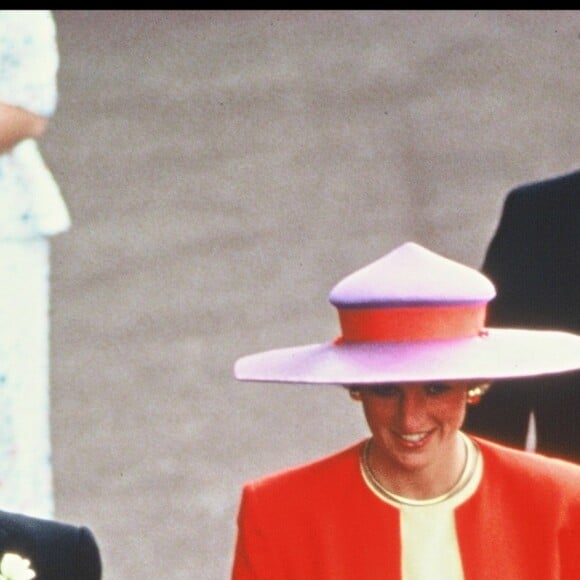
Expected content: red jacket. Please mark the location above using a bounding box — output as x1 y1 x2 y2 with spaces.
232 437 580 579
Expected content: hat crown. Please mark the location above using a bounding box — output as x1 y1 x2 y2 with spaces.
329 242 496 308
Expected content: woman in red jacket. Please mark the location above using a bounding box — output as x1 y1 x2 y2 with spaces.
231 242 580 579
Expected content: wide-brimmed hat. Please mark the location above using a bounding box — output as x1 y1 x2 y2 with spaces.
234 242 580 385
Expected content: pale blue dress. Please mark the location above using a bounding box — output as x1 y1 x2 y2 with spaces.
0 10 70 518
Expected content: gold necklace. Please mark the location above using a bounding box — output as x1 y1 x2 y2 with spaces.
361 432 476 507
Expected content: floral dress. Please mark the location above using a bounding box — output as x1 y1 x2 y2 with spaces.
0 10 70 518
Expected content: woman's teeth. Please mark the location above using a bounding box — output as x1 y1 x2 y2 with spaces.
400 432 428 443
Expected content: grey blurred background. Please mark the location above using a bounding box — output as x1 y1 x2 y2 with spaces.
42 10 579 578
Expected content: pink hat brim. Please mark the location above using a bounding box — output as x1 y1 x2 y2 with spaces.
234 329 580 385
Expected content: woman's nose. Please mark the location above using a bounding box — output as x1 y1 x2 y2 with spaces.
397 391 426 431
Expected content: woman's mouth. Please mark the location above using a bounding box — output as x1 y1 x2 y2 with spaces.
397 430 433 448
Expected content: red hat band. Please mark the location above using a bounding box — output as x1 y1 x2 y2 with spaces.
335 303 487 343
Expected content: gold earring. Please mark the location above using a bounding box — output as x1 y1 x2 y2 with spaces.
467 384 490 405
349 387 362 401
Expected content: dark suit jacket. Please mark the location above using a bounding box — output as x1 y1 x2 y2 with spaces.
464 169 580 462
0 511 101 580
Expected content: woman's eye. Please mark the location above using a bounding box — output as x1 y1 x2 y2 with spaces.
425 382 451 396
368 385 399 397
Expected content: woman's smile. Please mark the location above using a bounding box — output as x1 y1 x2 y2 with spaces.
396 429 434 448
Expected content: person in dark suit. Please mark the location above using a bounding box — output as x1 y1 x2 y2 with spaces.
0 510 101 579
465 168 580 462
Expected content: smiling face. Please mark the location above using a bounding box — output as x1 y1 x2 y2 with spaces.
354 382 470 490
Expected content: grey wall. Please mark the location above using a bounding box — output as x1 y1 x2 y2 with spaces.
45 10 579 578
